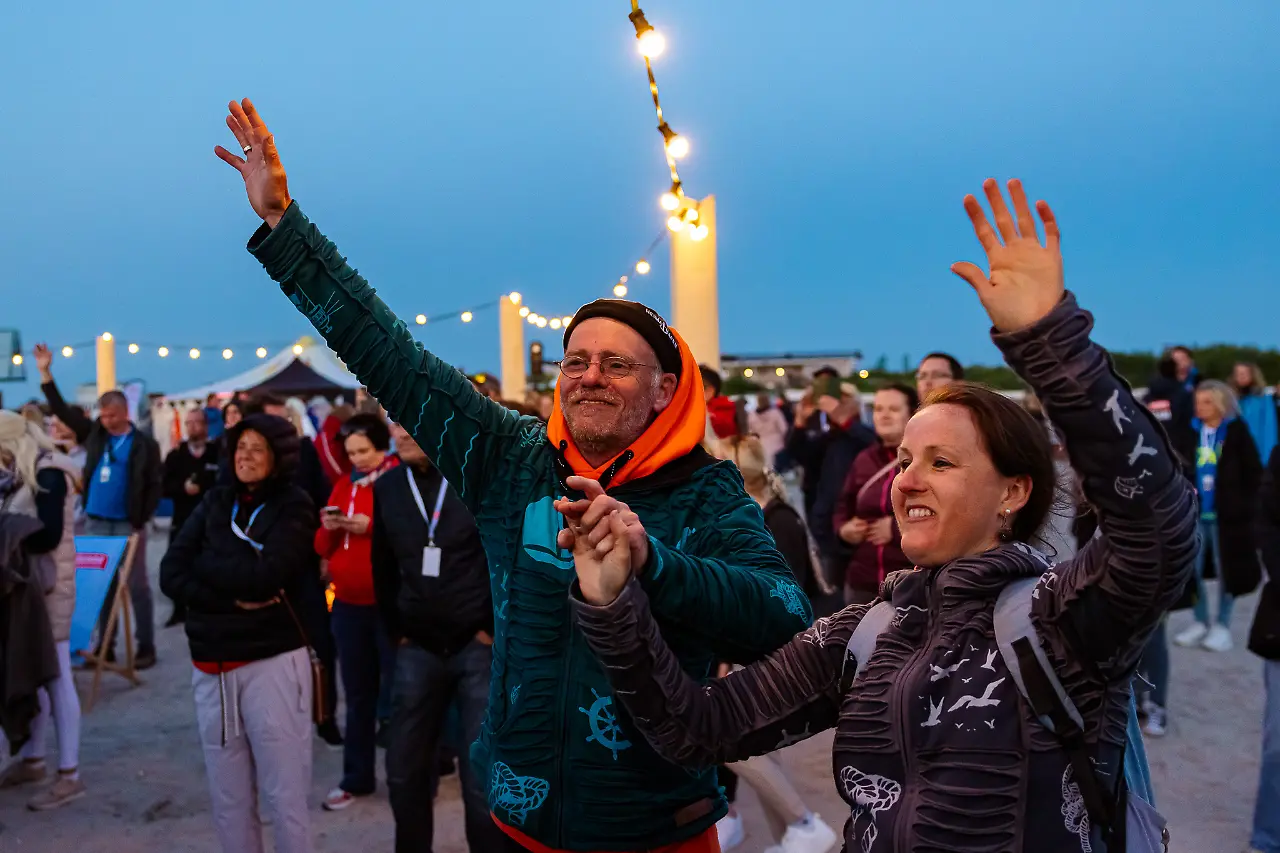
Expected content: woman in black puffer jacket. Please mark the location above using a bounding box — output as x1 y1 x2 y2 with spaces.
161 414 319 853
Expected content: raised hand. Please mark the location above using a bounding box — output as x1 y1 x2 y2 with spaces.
214 98 292 228
951 179 1064 333
32 343 53 380
572 510 634 606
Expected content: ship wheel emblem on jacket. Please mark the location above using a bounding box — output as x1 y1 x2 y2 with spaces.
579 688 632 760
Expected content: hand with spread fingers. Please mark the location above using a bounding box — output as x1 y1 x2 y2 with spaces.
554 476 649 570
951 178 1065 333
214 98 293 228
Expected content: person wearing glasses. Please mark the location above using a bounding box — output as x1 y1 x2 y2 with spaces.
216 97 810 853
160 414 319 853
914 352 965 402
313 412 400 811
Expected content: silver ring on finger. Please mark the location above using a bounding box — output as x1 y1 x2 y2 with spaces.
242 144 253 154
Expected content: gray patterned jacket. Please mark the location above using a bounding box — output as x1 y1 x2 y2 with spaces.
574 293 1198 853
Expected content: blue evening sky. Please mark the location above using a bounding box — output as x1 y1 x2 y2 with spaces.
3 1 1276 402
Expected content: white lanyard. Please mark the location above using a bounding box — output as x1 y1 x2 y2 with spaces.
406 470 449 546
230 501 265 552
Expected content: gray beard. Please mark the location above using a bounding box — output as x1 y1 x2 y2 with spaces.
565 402 655 464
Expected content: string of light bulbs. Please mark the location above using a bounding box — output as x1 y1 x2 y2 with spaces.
628 3 710 245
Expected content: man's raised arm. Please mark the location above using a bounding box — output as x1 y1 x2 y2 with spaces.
215 98 524 506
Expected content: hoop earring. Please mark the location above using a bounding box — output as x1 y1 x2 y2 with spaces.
998 509 1014 542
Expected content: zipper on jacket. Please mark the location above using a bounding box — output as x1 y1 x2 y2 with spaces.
888 570 937 851
552 630 575 847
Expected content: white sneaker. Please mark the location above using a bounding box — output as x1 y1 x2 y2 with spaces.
717 811 745 851
1173 622 1209 648
779 814 839 853
1142 705 1167 738
1202 624 1234 652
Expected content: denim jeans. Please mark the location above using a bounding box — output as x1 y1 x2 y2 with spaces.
386 639 502 853
1138 617 1170 709
87 518 155 654
330 600 395 795
1192 517 1234 627
1252 660 1280 853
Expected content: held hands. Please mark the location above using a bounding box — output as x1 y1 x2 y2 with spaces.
839 517 870 545
951 179 1064 333
214 98 292 229
866 517 894 547
554 476 648 606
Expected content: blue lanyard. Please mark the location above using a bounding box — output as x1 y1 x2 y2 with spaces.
105 431 130 464
406 470 449 546
230 500 266 551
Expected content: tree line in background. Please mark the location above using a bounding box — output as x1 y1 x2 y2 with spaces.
722 344 1280 396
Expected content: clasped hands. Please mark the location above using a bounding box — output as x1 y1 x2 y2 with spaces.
554 476 648 606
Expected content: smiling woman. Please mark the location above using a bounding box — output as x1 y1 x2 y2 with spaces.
570 179 1198 853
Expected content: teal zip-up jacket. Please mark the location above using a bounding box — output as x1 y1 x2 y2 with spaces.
247 203 812 851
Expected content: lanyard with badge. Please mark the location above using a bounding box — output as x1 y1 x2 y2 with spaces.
406 470 449 578
1199 424 1222 495
230 501 266 551
100 433 129 485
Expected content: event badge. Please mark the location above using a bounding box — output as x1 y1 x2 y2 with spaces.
99 465 111 484
422 546 442 578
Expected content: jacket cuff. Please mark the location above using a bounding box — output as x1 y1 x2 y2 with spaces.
990 291 1089 366
570 577 649 646
246 201 308 281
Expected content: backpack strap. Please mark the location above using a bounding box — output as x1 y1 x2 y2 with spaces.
994 578 1119 837
839 601 895 694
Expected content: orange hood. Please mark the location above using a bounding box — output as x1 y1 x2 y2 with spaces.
546 328 708 489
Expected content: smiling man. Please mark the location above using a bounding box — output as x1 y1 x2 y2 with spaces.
215 98 810 853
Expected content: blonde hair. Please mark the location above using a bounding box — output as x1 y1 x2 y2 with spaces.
717 434 789 506
1196 379 1241 420
0 410 57 495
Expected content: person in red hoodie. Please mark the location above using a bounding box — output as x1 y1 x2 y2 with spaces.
314 412 400 811
833 383 919 604
314 403 354 486
700 364 741 440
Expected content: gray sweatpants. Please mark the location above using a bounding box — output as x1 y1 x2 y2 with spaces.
192 648 314 853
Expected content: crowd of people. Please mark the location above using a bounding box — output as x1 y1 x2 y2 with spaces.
0 94 1276 853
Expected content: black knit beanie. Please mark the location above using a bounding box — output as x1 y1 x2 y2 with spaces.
562 299 682 376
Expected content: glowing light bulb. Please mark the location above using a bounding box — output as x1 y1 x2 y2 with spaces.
527 313 538 325
461 311 473 323
743 368 754 378
158 347 170 358
775 367 786 377
256 347 268 358
683 207 699 223
562 316 574 326
667 215 684 233
549 318 562 330
11 354 23 366
101 332 113 342
535 317 547 328
519 306 530 318
189 348 201 360
859 369 870 379
635 259 651 275
659 192 680 211
613 283 628 297
690 223 709 242
61 346 73 358
128 343 139 354
508 292 522 305
415 314 427 325
222 349 234 360
292 344 304 355
638 30 665 58
665 135 689 160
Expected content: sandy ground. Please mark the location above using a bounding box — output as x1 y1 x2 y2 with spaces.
0 535 1268 852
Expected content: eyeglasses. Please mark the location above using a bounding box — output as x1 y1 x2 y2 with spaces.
554 356 659 380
